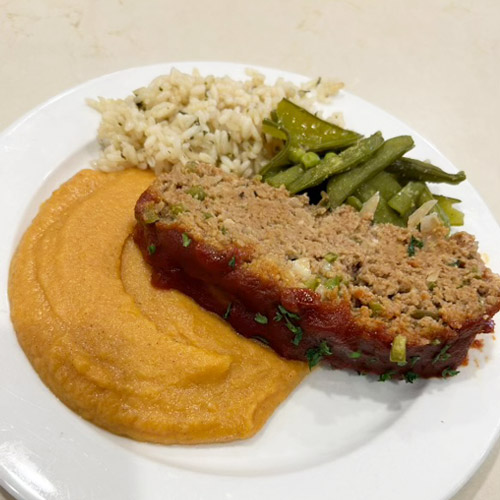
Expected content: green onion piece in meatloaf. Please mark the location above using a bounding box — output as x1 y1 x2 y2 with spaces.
390 334 407 365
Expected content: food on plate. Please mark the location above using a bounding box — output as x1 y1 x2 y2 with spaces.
89 65 467 230
8 168 307 444
8 68 500 447
88 69 343 176
259 98 467 228
134 162 500 380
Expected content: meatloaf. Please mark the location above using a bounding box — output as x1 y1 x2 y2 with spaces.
134 162 500 380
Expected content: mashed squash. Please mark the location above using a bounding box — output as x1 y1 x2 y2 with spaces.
8 169 307 444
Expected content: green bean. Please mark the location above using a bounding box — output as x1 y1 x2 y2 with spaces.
355 171 402 202
262 118 287 141
346 196 363 211
388 157 466 185
324 152 339 160
354 182 405 226
260 99 362 176
363 171 402 200
435 195 464 226
418 183 450 227
301 152 321 169
373 197 406 226
327 136 414 209
260 121 291 177
287 132 384 195
274 98 362 153
388 181 425 216
288 147 306 163
266 165 304 188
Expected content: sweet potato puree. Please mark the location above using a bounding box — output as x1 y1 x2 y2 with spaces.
8 169 307 444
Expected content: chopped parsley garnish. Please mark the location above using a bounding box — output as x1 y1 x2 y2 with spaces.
306 341 332 369
378 370 396 382
287 322 303 346
407 236 424 257
410 356 421 368
228 256 236 268
349 351 362 359
147 244 156 255
274 305 302 344
254 313 268 325
181 233 191 247
223 303 232 319
404 371 419 384
252 335 269 345
203 212 213 219
442 367 460 378
277 304 300 320
221 226 228 235
433 344 451 364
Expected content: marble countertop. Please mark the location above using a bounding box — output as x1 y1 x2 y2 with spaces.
1 1 499 499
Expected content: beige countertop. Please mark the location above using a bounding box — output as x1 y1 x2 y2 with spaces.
1 0 499 498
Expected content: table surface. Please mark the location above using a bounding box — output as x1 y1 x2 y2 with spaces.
1 1 499 499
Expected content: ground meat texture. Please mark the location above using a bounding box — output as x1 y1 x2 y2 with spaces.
134 163 500 379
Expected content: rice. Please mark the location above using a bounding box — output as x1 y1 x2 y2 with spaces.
88 68 343 177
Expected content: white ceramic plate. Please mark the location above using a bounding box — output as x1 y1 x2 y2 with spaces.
1 62 500 500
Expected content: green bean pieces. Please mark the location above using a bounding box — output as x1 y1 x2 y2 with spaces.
260 99 467 228
373 197 406 226
300 152 321 169
273 98 361 153
418 183 450 227
356 171 402 201
287 132 384 195
346 196 363 211
260 99 361 176
260 121 291 177
388 181 425 216
354 174 405 226
388 157 466 185
327 136 414 209
266 165 305 188
435 195 464 226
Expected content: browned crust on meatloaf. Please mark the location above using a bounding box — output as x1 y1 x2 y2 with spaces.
134 163 500 379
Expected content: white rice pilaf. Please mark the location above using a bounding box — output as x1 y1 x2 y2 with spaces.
88 68 343 177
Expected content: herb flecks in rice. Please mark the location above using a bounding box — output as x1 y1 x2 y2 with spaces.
88 68 343 177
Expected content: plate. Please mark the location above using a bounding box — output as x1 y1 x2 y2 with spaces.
1 62 500 500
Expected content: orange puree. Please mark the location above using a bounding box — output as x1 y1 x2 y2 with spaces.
8 169 308 444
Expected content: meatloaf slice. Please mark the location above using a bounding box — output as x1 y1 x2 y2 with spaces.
134 163 500 380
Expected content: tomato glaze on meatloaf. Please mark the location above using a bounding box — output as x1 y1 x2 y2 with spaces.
134 163 500 379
